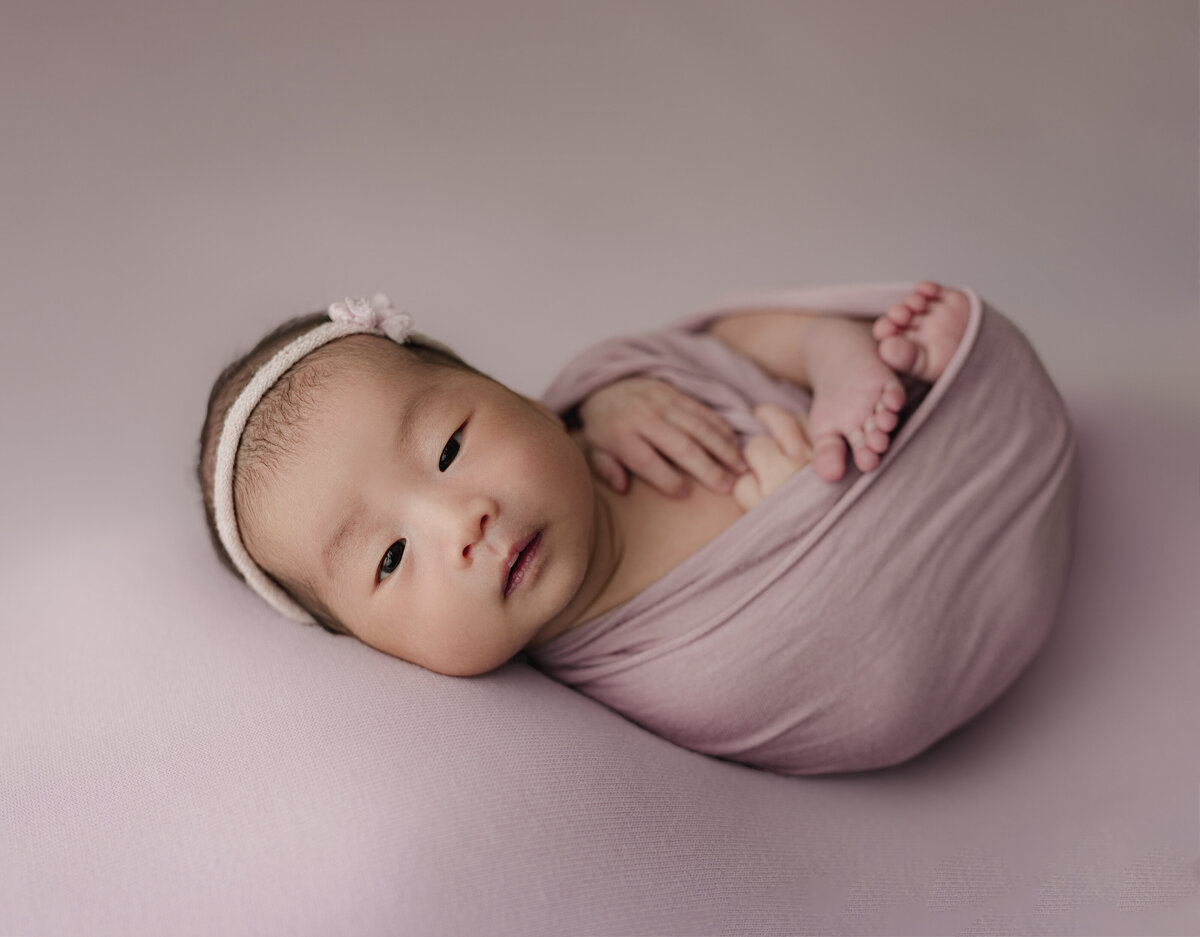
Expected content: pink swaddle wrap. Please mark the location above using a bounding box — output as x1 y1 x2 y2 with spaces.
529 283 1079 776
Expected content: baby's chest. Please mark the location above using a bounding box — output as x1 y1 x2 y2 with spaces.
605 480 746 608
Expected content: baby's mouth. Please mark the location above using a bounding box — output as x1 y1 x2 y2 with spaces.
504 531 542 597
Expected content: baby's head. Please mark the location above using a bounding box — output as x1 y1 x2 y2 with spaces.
197 295 599 676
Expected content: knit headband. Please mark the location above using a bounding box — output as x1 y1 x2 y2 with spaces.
213 293 416 623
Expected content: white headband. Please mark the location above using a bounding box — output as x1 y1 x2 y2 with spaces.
214 293 415 623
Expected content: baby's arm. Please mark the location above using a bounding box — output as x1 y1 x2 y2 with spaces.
574 377 748 497
707 300 912 482
707 309 824 391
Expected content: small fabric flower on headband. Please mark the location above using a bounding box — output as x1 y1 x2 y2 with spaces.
328 293 415 343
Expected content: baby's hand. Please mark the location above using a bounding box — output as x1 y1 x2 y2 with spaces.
731 404 813 511
576 376 748 496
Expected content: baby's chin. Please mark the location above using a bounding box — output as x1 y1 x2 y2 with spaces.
417 645 516 678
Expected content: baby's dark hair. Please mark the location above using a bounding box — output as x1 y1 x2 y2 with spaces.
196 310 483 636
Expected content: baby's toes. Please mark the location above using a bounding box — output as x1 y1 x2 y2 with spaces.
873 315 901 341
886 302 915 328
903 291 931 316
880 378 905 413
811 433 848 482
850 436 882 473
913 280 942 299
870 400 900 432
861 417 890 454
878 335 921 376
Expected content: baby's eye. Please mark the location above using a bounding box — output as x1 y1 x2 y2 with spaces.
439 424 464 472
378 540 405 583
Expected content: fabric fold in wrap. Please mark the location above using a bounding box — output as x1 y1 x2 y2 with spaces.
531 283 1079 776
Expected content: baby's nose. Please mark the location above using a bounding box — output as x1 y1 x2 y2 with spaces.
459 512 489 559
450 494 500 563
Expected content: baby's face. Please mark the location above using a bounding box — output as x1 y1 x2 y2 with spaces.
243 341 600 675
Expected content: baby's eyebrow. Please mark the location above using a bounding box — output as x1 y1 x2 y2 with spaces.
323 508 366 583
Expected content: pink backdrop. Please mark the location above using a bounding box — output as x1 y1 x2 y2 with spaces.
3 1 1197 933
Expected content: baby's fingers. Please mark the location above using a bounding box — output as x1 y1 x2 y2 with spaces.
731 468 765 512
667 394 747 475
587 447 630 494
753 404 812 463
617 433 691 497
645 420 741 494
740 432 802 495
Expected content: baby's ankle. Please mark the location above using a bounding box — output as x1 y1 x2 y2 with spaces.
799 316 877 393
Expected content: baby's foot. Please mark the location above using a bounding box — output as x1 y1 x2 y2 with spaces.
802 318 907 482
872 282 971 383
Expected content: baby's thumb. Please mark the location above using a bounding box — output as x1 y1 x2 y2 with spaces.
754 403 811 461
589 448 629 493
731 470 762 512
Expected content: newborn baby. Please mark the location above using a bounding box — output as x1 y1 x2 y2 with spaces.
198 281 1077 774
